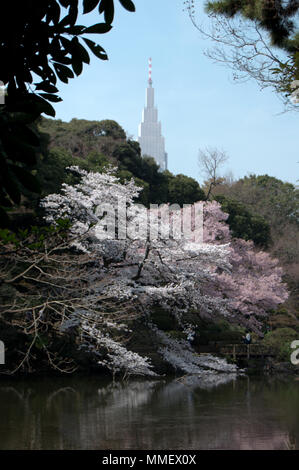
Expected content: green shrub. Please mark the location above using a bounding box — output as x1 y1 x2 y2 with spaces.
167 331 186 341
150 307 179 331
262 328 298 361
195 318 244 345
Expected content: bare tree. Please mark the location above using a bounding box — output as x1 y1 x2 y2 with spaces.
0 226 136 375
198 147 228 199
184 1 299 111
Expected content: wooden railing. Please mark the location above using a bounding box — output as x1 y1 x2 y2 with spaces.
220 344 274 360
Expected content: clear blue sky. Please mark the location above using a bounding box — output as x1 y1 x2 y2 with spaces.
52 0 298 185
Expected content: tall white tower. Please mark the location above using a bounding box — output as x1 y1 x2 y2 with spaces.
138 58 167 171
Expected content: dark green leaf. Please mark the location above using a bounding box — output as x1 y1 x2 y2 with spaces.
38 93 63 102
9 124 40 147
35 82 59 93
83 23 112 34
99 0 114 24
82 38 108 60
53 62 74 83
59 14 72 28
9 165 41 194
64 25 85 35
31 95 56 117
46 1 61 25
68 2 78 26
52 55 72 65
59 3 78 28
50 36 61 56
0 192 13 208
83 0 100 14
58 0 73 7
72 37 90 64
3 174 21 205
1 131 38 165
60 35 72 50
0 207 10 228
72 57 83 76
118 0 135 12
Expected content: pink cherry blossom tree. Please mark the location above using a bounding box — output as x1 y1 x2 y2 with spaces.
200 201 289 333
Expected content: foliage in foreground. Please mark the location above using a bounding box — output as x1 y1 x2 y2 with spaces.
0 0 136 221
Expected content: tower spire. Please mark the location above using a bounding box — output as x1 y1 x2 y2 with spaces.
148 57 152 86
138 58 168 171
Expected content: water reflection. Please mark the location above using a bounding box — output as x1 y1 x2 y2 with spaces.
0 374 298 449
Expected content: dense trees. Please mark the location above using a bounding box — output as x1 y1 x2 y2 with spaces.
213 174 299 240
39 118 127 159
35 118 207 208
15 116 288 270
33 118 276 252
1 164 289 375
166 173 206 206
214 195 271 247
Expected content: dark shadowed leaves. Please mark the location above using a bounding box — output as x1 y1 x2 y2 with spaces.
119 0 135 12
83 0 100 14
53 62 75 83
35 82 59 93
0 207 10 228
38 93 63 102
0 0 135 216
9 165 41 194
99 0 115 24
83 22 112 34
83 38 108 60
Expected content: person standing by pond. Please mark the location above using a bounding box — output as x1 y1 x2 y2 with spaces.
243 332 251 345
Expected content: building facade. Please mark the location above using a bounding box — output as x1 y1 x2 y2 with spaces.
138 58 167 171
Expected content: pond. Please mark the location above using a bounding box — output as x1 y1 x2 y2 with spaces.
0 374 298 450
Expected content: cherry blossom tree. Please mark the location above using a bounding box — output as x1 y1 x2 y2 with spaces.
200 201 289 333
40 167 233 374
40 167 288 375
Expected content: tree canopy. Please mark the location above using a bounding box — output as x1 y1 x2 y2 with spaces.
206 1 299 47
206 0 299 94
214 194 271 247
0 0 136 223
185 0 299 106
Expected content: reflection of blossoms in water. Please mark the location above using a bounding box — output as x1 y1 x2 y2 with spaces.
97 381 161 410
176 372 238 390
0 377 297 450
